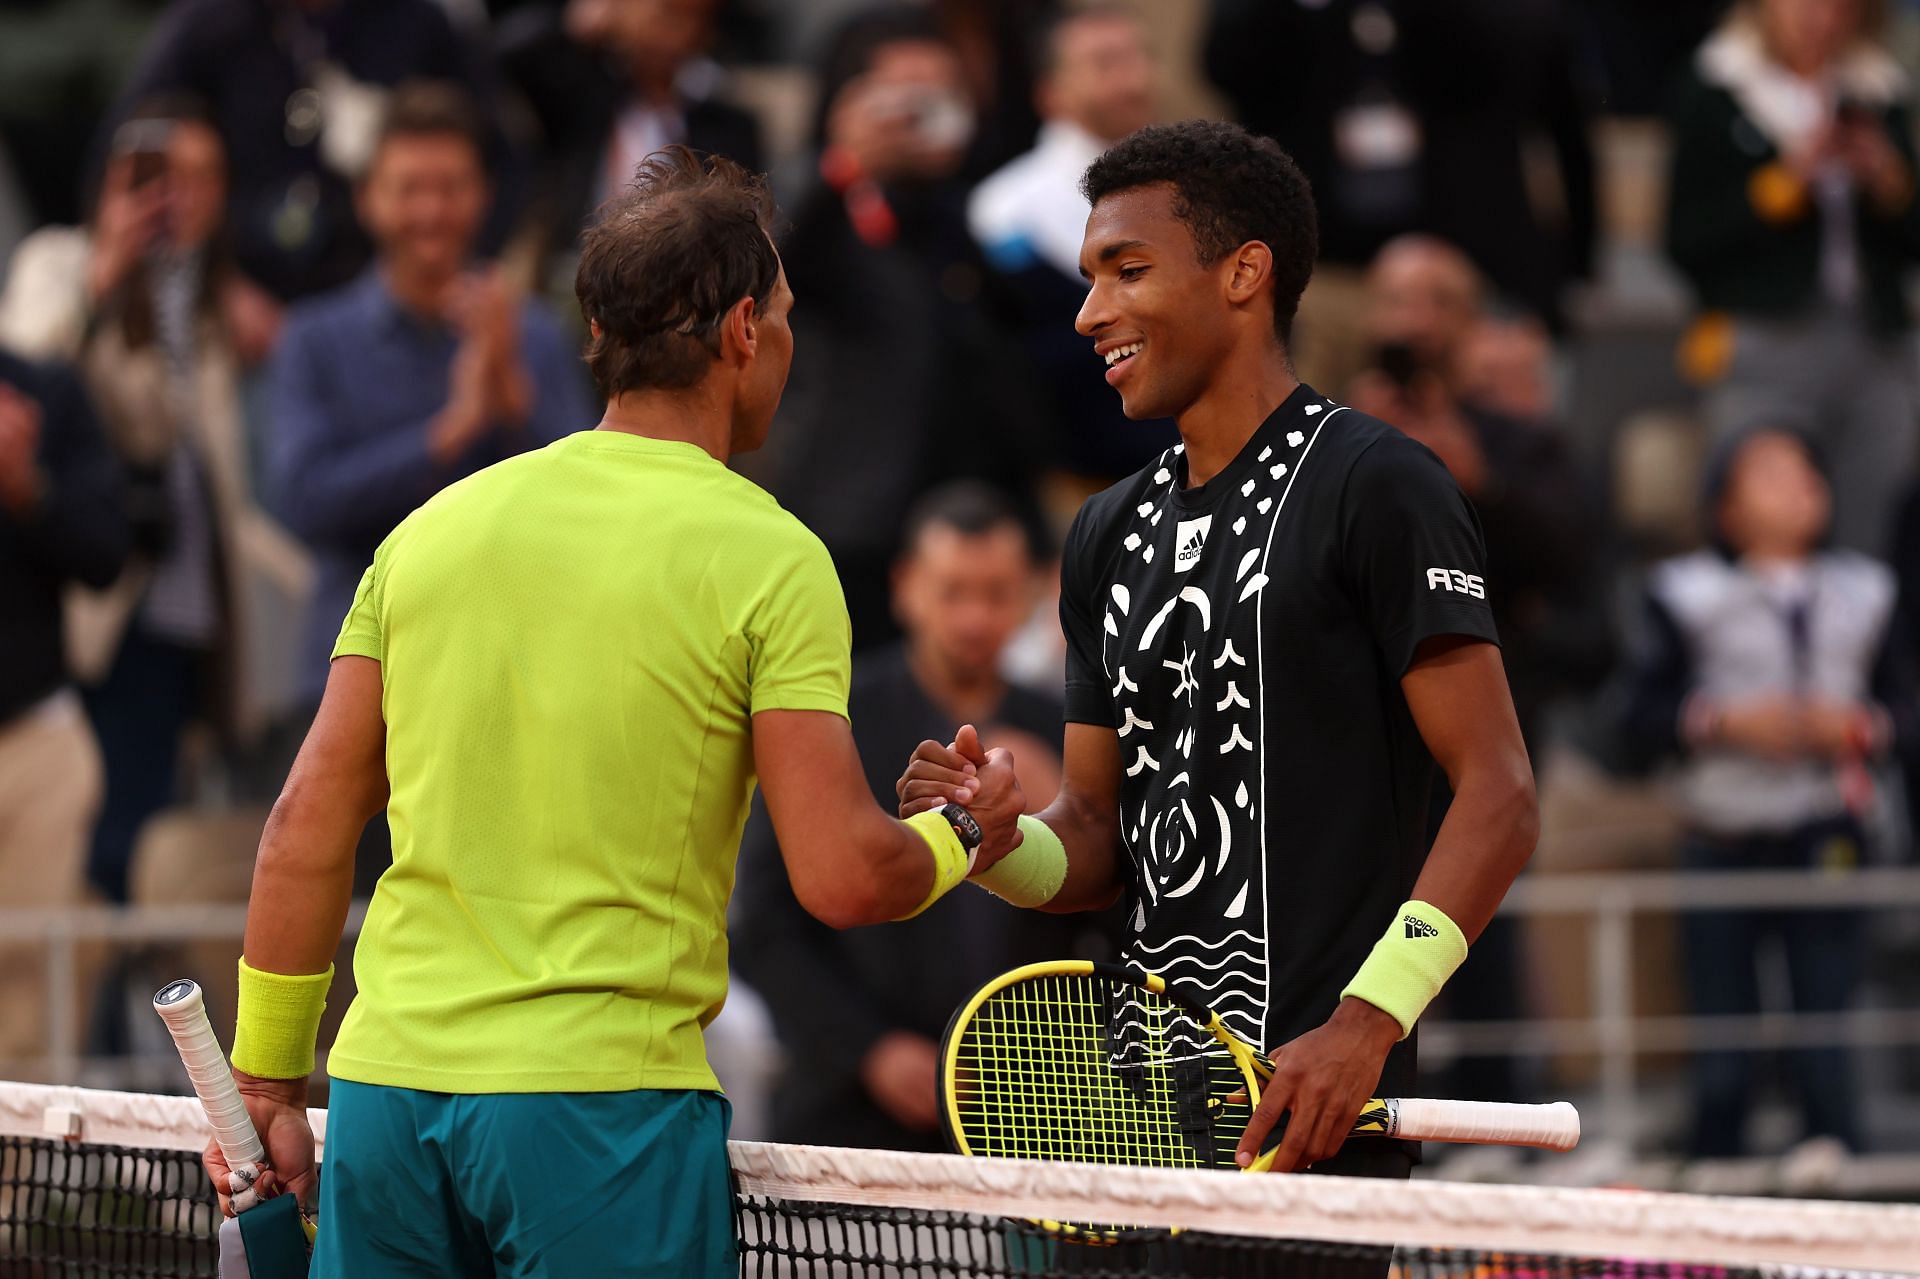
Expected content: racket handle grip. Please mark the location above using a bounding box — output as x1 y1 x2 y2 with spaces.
152 979 269 1209
1387 1098 1581 1152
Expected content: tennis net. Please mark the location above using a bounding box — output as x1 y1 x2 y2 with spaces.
4 1081 1918 1278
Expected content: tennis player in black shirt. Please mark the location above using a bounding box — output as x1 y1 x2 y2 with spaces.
898 121 1538 1181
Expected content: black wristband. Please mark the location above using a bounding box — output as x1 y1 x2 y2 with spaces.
939 802 983 852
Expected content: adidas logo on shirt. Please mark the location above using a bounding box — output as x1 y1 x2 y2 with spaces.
1404 915 1440 939
1172 515 1212 573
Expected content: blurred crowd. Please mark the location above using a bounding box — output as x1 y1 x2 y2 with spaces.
4 0 1920 1171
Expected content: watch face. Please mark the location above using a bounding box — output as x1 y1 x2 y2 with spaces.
942 803 984 850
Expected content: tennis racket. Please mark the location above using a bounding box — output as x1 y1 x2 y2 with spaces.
939 960 1580 1174
153 978 314 1276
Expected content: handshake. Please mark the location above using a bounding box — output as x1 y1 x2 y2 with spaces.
895 723 1028 876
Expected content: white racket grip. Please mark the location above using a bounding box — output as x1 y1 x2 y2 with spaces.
152 979 269 1210
1386 1098 1581 1152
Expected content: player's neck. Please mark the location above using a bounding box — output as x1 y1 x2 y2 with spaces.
596 388 734 463
907 642 1004 724
1174 346 1299 489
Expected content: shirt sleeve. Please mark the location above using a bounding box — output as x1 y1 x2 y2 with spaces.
1060 501 1116 727
748 531 852 719
1340 434 1500 676
331 559 384 662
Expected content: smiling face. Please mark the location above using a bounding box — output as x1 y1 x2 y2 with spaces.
360 131 487 282
1074 184 1247 421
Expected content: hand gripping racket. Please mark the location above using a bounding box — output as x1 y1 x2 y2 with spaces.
939 960 1580 1174
154 978 315 1278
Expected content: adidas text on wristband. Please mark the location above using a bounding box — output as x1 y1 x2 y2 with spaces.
1339 900 1468 1040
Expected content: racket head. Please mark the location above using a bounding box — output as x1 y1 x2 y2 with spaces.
938 959 1269 1173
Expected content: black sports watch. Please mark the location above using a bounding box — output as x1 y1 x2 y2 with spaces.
938 802 984 852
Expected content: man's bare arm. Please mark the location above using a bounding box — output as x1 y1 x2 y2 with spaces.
1239 634 1537 1173
756 710 1022 928
1402 635 1539 939
203 655 387 1213
242 656 388 975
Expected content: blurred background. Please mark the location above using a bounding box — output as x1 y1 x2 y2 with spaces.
3 0 1920 1203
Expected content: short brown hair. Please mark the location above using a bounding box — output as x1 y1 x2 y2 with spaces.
575 146 780 398
372 80 485 169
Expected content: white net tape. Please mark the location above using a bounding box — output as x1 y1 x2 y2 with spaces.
7 1082 1918 1274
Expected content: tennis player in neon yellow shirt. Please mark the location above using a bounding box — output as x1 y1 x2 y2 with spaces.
199 148 1026 1277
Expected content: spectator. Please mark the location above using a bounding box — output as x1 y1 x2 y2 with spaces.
1456 313 1558 427
766 0 1049 182
753 6 1047 650
1204 0 1596 342
270 83 589 762
734 482 1101 1151
1610 428 1917 1158
968 3 1177 494
496 0 765 293
1667 0 1920 556
108 0 501 315
0 351 127 1073
1348 235 1611 753
39 100 317 905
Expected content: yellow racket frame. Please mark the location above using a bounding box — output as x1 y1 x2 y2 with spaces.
941 959 1398 1177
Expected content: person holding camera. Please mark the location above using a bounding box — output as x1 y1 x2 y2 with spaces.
1668 0 1920 556
270 84 588 729
0 96 310 910
750 7 1046 651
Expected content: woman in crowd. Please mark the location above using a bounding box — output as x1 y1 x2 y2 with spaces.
0 96 309 907
1667 0 1920 555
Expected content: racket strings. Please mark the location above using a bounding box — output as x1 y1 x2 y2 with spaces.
947 972 1257 1170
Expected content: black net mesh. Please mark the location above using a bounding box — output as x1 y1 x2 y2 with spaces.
2 1131 1895 1279
729 1193 1802 1279
1 1135 219 1278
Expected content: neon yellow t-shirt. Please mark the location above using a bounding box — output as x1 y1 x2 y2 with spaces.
326 429 849 1093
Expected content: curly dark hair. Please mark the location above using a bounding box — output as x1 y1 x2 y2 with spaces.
1081 121 1317 344
575 146 781 398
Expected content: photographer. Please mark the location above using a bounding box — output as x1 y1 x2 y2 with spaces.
1347 236 1607 757
0 98 313 907
1667 0 1920 556
752 7 1044 650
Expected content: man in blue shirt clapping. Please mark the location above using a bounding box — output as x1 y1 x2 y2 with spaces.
271 82 589 719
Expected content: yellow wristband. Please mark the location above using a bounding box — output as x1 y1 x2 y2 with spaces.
971 814 1068 907
1339 900 1467 1040
232 958 333 1080
896 809 975 920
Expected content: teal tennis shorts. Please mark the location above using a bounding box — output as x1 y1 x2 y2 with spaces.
313 1078 734 1278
